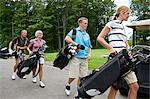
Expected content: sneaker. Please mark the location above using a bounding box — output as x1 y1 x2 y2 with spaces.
11 73 16 80
74 91 85 99
74 93 79 99
74 96 83 99
39 81 45 88
32 77 37 83
65 85 71 96
23 75 27 79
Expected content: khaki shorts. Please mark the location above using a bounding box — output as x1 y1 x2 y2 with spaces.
68 57 88 78
124 71 137 84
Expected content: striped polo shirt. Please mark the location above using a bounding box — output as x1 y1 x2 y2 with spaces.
106 20 128 52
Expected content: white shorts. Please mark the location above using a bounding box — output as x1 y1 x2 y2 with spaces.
37 57 44 65
68 57 88 78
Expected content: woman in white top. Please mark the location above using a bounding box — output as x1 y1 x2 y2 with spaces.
97 6 139 99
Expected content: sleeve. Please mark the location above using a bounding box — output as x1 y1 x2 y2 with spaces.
25 38 30 46
105 21 112 29
124 26 133 41
42 39 46 45
11 37 18 45
43 40 46 44
29 39 34 44
28 39 34 47
67 29 73 38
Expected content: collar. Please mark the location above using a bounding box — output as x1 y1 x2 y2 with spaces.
35 38 42 41
114 20 123 24
20 36 27 40
76 27 86 32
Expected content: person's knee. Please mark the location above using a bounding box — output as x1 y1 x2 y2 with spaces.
15 58 20 63
22 54 26 60
22 53 26 57
129 83 139 92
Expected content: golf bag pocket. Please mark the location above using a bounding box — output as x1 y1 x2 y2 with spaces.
17 55 38 78
0 47 11 59
77 49 132 98
53 44 85 70
78 56 121 98
53 53 69 70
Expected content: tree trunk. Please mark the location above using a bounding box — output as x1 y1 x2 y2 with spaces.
57 15 61 50
62 15 66 48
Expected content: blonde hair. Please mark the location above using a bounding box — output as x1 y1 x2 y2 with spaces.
21 30 27 34
35 30 43 37
113 6 131 20
77 17 88 24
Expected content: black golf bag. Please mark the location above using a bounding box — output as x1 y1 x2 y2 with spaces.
17 44 47 78
77 47 148 98
53 44 85 70
0 47 16 59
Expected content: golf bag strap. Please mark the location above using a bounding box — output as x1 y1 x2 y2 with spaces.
62 28 76 55
33 59 41 78
72 28 76 41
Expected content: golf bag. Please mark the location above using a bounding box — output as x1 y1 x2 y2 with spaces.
53 44 85 70
77 46 149 98
0 47 16 59
17 44 47 78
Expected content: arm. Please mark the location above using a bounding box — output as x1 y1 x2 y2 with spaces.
27 43 32 54
97 26 116 53
125 40 129 50
17 46 27 50
88 48 91 60
8 41 14 54
8 41 12 49
9 38 17 50
65 36 78 45
17 39 29 50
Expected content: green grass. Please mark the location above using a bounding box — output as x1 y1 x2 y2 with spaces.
44 49 109 70
88 49 109 70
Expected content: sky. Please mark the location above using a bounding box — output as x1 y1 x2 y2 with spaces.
114 0 131 7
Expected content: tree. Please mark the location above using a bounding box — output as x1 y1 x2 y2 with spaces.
131 0 150 20
0 0 15 47
0 0 115 50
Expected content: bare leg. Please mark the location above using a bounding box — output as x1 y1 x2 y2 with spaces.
11 58 21 80
108 86 118 99
13 58 20 72
77 78 80 86
67 78 75 85
32 66 37 77
128 82 139 99
39 64 45 88
39 64 43 81
22 53 26 60
14 53 26 72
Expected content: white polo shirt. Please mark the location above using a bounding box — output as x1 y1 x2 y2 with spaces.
106 20 128 52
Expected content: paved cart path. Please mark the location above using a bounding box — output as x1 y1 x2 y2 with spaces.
0 58 127 99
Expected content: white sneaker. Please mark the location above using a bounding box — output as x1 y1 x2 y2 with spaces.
32 77 37 83
65 85 71 96
23 75 27 79
39 81 45 88
11 73 16 80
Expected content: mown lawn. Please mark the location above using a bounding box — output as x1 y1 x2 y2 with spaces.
44 49 109 70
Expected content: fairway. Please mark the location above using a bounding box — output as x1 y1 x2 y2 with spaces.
44 49 109 70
